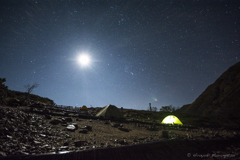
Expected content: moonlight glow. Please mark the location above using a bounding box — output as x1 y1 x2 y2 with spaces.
77 54 90 66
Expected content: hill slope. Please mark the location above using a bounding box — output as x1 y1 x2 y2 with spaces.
0 78 54 106
180 62 240 118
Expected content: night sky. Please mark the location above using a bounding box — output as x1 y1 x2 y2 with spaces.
0 0 239 110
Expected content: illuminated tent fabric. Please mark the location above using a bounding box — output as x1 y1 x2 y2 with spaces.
161 115 183 125
96 105 124 119
80 105 88 110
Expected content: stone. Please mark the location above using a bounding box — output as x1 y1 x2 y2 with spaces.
66 125 76 131
39 134 46 137
85 146 90 149
7 135 12 139
61 118 66 122
72 123 78 129
0 151 7 156
58 151 71 154
19 151 29 155
66 134 71 138
84 125 92 131
34 140 42 144
41 144 49 148
60 146 68 150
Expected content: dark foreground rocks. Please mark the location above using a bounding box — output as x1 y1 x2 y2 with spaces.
0 107 74 156
0 138 239 160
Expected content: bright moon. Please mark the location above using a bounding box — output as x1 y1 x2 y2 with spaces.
77 54 90 66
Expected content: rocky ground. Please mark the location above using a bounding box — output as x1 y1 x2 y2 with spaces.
0 105 240 159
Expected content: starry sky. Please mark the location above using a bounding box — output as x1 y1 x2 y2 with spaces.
0 0 239 110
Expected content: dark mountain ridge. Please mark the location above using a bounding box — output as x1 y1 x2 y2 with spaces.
178 62 240 119
0 78 54 107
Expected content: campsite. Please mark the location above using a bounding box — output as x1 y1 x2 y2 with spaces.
0 103 239 160
1 0 240 159
1 62 240 159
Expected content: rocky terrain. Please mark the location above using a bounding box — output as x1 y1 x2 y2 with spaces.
179 62 240 118
0 105 240 159
1 62 240 159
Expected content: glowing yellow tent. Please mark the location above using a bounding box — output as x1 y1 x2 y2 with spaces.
80 105 88 111
161 115 183 125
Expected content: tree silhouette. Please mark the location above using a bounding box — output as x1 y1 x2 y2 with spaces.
24 83 39 94
0 78 8 104
24 83 39 104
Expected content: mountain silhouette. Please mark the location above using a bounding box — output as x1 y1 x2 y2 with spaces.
179 62 240 119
